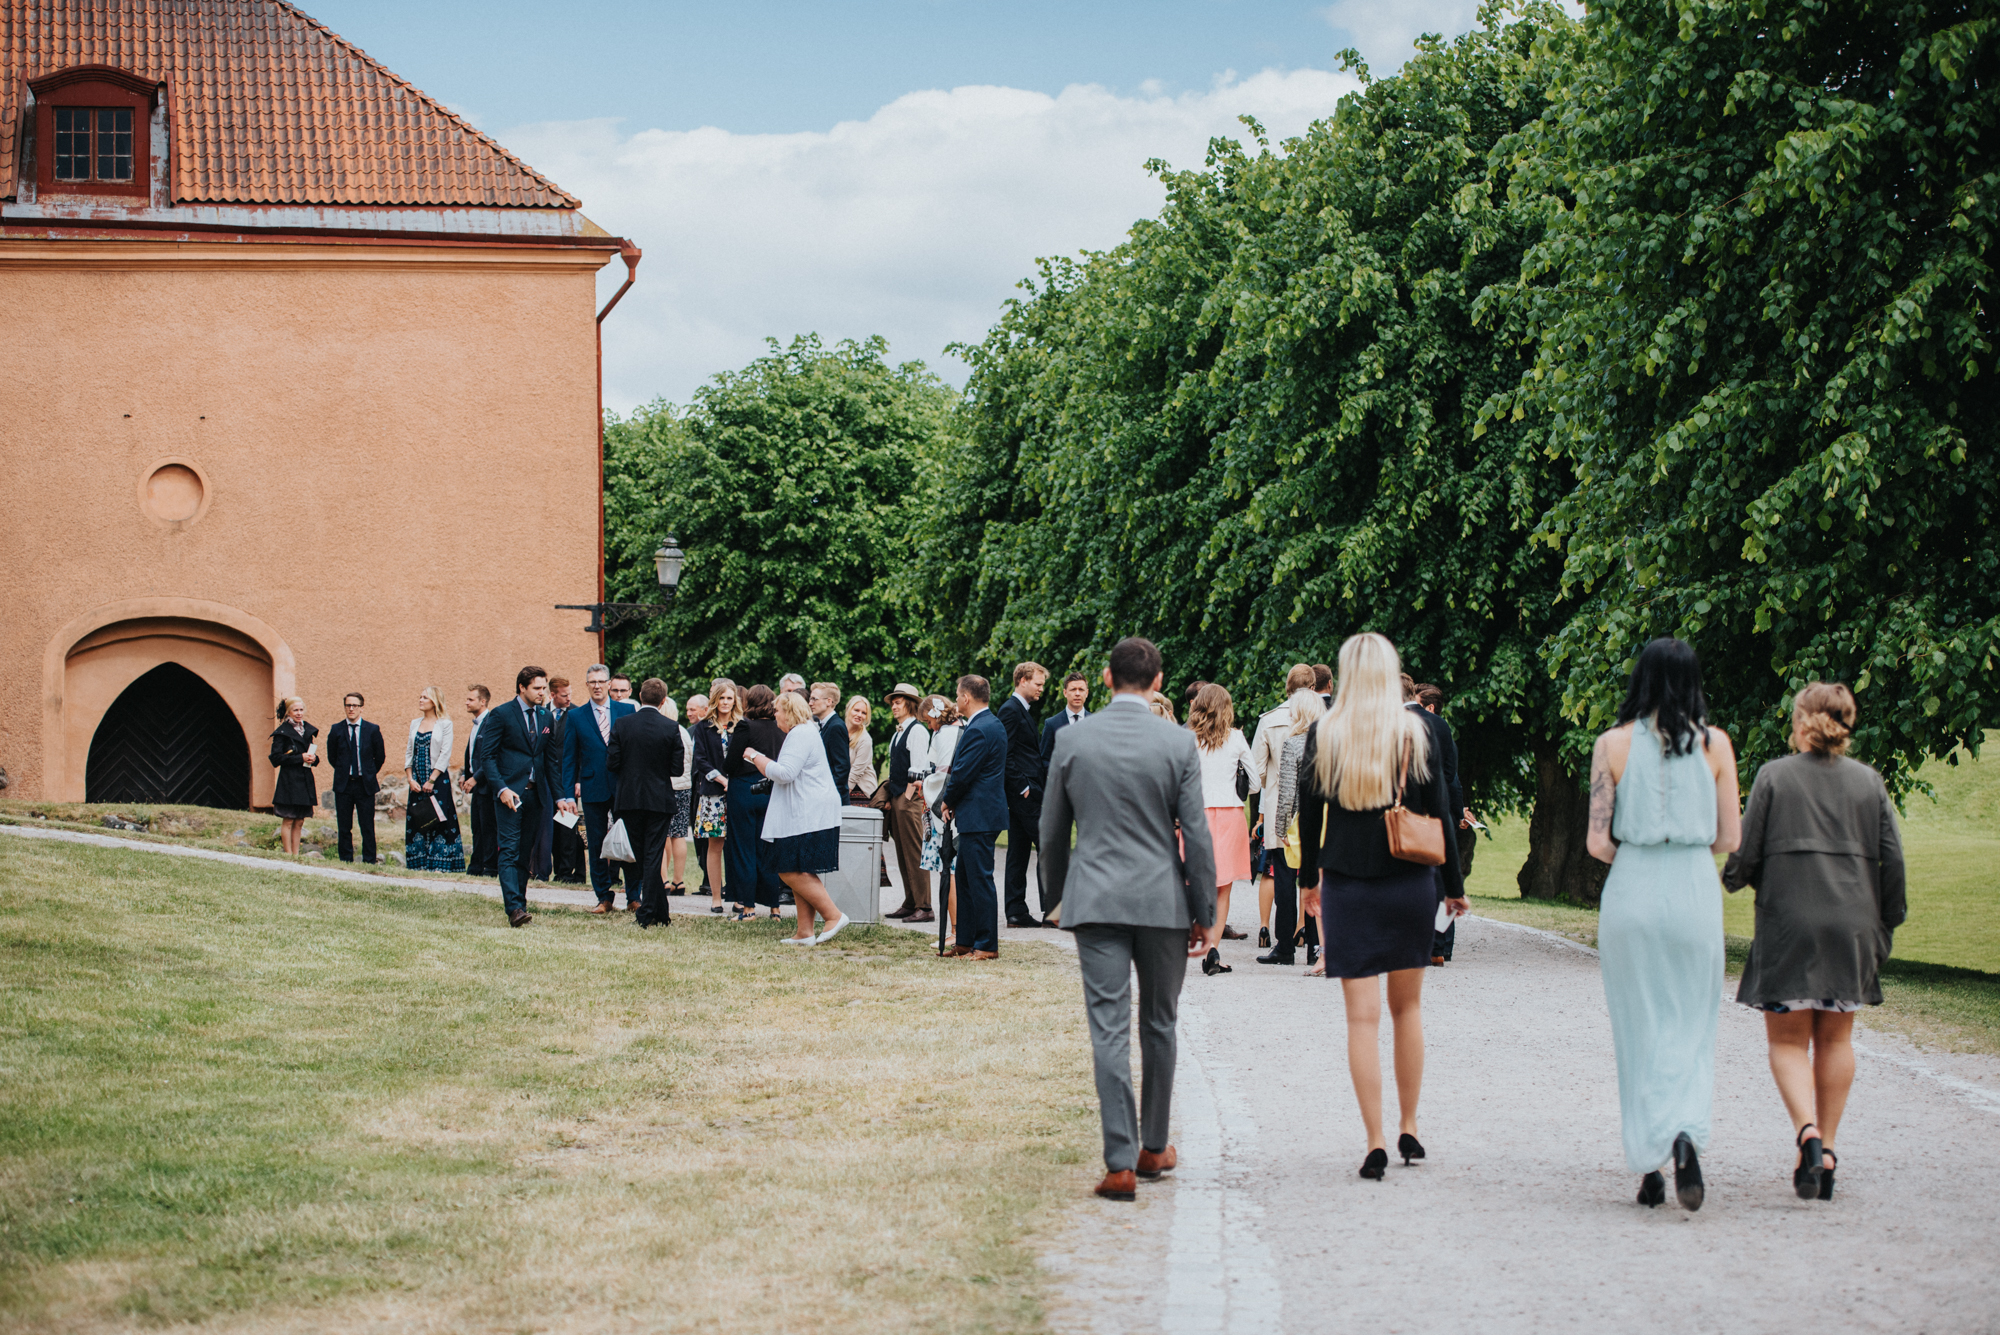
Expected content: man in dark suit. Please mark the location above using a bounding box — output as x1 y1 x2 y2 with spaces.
940 673 1010 958
560 664 638 914
997 661 1049 927
607 677 686 928
1406 676 1471 964
325 691 386 863
537 677 586 883
809 681 851 800
458 684 497 876
1036 671 1092 921
475 665 552 927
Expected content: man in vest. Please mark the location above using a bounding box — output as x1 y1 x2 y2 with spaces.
881 683 933 922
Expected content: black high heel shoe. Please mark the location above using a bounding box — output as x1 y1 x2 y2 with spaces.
1818 1148 1836 1201
1793 1122 1824 1200
1398 1133 1426 1165
1359 1148 1388 1180
1637 1171 1666 1207
1673 1132 1705 1211
1202 947 1232 976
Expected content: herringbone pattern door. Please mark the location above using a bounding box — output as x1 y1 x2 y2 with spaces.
86 663 251 809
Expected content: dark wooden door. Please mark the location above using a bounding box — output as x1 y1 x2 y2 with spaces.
86 663 250 809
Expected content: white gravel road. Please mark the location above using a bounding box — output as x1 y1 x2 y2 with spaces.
1040 907 2000 1335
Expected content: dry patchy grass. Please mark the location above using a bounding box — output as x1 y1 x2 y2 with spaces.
0 837 1096 1334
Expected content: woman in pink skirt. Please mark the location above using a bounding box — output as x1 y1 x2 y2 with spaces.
1190 683 1260 976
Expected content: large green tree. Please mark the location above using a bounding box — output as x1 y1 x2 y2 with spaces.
1487 0 2000 798
919 6 1606 890
604 335 953 704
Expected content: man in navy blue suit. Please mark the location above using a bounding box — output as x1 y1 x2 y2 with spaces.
559 663 637 914
940 673 1009 959
326 691 386 864
476 664 553 927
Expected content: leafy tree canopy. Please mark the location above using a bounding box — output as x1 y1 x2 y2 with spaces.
605 334 954 705
918 4 1580 817
1487 0 2000 794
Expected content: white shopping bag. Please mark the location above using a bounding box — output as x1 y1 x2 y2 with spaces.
601 818 636 862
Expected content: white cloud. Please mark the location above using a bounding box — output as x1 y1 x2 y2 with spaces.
1318 0 1484 72
1319 0 1587 73
496 69 1360 414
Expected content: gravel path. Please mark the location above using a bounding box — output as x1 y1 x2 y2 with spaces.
1042 910 2000 1335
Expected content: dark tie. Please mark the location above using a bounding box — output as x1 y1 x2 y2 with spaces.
351 723 362 775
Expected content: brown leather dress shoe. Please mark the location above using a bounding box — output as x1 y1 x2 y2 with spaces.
589 903 611 915
508 910 532 928
1094 1170 1137 1201
1136 1145 1178 1179
963 949 999 960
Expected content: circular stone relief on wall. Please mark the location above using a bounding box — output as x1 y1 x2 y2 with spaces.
139 458 211 527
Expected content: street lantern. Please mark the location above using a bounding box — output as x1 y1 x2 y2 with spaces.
556 533 685 636
655 535 684 594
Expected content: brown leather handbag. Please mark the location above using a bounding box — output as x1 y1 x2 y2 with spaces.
1383 741 1447 867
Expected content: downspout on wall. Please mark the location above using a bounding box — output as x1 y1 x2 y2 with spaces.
594 240 643 663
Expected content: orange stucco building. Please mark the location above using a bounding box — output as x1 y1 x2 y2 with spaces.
1 0 637 807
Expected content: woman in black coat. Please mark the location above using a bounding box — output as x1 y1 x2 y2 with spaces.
269 696 321 854
722 685 787 920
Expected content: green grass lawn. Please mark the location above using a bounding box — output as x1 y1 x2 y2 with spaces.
0 837 1095 1334
1460 740 2000 1053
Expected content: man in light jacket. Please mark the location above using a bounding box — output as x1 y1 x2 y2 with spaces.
1041 636 1216 1202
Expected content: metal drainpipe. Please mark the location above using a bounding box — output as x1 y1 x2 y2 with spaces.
594 241 643 662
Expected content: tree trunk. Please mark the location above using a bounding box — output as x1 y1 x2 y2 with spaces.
1518 739 1608 906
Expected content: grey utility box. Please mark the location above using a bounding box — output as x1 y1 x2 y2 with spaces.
827 805 884 925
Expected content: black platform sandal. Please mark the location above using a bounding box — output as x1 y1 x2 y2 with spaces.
1793 1122 1824 1200
1359 1148 1388 1180
1673 1132 1705 1211
1398 1133 1426 1165
1818 1148 1836 1201
1637 1171 1666 1207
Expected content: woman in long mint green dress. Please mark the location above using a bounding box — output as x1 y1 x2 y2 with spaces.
1588 638 1741 1211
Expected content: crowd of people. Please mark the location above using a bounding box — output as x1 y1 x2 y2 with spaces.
265 629 1905 1212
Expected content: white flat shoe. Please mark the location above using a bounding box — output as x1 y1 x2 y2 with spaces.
814 916 851 945
779 934 817 946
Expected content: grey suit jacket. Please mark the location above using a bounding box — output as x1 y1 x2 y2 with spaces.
1040 696 1218 931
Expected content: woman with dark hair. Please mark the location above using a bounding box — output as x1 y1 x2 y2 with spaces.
723 684 786 920
1588 637 1742 1212
270 697 320 854
1724 682 1904 1202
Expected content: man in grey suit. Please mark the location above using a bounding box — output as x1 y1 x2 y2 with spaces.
1041 636 1217 1201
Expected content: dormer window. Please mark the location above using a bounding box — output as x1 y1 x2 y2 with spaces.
54 107 134 182
29 64 159 199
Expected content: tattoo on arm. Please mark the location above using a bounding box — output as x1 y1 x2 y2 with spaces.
1589 735 1616 842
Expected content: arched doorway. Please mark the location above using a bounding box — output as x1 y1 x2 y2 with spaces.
86 663 250 808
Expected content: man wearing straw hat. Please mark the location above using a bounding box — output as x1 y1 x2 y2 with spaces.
881 683 932 921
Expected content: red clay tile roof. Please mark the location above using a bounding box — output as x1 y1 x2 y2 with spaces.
2 0 578 208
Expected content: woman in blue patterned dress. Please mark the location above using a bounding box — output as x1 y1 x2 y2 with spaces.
1588 638 1740 1211
403 686 465 873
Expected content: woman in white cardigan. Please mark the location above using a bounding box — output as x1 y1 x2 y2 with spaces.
403 686 463 872
741 690 850 946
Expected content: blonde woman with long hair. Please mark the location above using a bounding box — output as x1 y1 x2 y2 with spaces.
1296 633 1468 1179
692 678 739 912
404 686 464 872
1189 683 1259 975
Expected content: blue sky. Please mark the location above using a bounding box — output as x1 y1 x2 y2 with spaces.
303 0 1492 410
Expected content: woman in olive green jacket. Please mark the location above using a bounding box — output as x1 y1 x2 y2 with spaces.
1723 682 1905 1202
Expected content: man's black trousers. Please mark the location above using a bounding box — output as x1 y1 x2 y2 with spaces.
1004 796 1042 922
334 789 377 864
